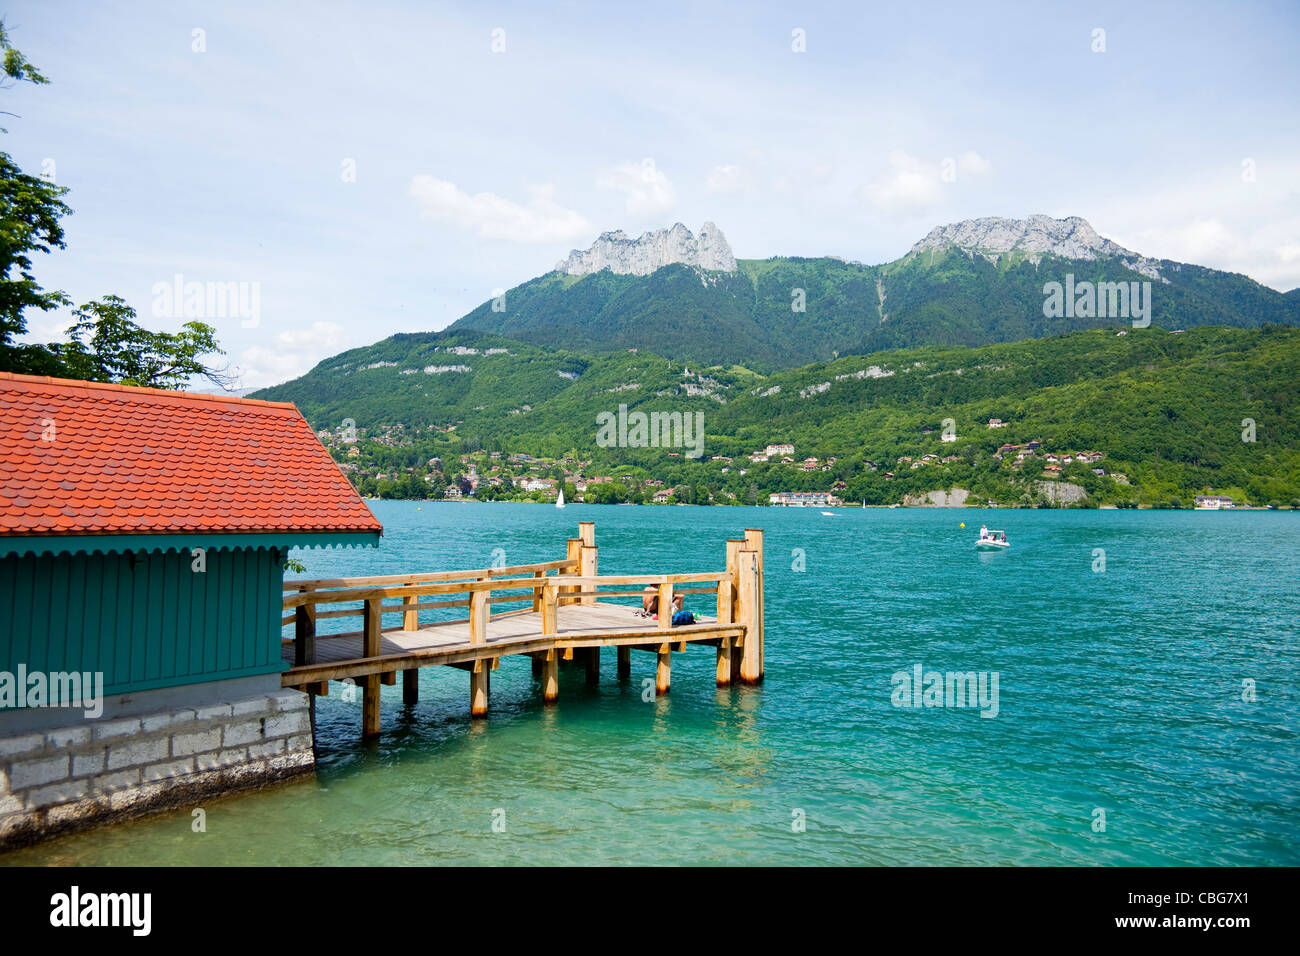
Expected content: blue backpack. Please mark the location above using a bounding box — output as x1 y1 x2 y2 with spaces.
672 610 696 626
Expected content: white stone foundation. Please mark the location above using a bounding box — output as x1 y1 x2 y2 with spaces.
0 689 314 849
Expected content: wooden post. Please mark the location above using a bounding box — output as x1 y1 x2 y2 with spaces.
402 583 419 631
716 544 736 686
578 522 597 606
362 597 382 738
531 656 544 679
540 584 559 703
471 660 489 718
579 546 598 605
726 539 744 682
403 669 419 706
531 569 545 612
542 651 558 704
541 583 558 637
470 581 488 645
656 642 671 696
563 538 581 605
716 636 733 687
737 549 762 684
617 645 631 680
657 581 674 629
294 590 316 667
584 646 600 685
744 529 765 680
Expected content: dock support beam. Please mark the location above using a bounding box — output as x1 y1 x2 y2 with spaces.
471 663 489 718
403 669 419 706
617 645 631 680
656 643 671 696
737 549 762 685
542 652 559 704
744 529 765 681
584 646 600 685
716 636 733 686
541 584 559 703
362 598 382 738
716 540 739 686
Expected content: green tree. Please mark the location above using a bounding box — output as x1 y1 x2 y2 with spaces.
0 25 233 390
57 295 233 389
0 19 71 374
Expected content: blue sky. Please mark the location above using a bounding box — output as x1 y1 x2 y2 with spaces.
5 0 1298 387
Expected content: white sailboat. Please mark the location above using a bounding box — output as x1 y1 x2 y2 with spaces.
556 487 566 509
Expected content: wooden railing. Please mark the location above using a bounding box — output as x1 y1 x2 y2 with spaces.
277 522 764 736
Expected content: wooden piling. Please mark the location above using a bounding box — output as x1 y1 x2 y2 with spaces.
542 651 558 704
744 529 765 680
737 549 762 684
726 539 745 683
471 659 489 718
617 645 631 680
362 597 382 737
541 585 559 703
716 541 738 686
656 642 671 695
584 646 600 685
403 669 419 705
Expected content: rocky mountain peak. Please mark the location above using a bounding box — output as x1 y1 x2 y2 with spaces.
912 214 1161 279
556 222 738 276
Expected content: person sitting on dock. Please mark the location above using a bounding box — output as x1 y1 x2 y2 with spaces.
640 587 684 620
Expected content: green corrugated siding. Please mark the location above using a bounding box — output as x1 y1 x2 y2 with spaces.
0 547 286 698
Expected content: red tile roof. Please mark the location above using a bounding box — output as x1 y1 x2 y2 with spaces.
0 373 382 537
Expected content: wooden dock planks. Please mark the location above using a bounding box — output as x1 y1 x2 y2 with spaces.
281 523 763 738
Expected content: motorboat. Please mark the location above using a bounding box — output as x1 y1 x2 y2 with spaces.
975 528 1009 550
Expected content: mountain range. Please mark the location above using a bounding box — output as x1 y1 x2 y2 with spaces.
247 215 1300 505
445 216 1300 369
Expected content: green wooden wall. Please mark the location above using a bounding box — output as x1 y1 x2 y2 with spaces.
0 546 286 697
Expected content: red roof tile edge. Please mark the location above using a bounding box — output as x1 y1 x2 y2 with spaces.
0 371 383 537
0 371 297 410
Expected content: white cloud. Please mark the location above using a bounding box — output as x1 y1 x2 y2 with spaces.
862 150 942 211
236 321 347 389
409 176 594 243
706 164 748 193
1158 218 1247 260
957 151 991 175
597 158 677 218
860 149 991 213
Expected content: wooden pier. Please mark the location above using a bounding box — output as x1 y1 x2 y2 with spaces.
281 522 764 738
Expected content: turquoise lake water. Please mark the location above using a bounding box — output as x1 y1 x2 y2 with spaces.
5 502 1298 866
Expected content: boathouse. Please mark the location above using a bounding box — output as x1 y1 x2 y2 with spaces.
0 372 381 848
